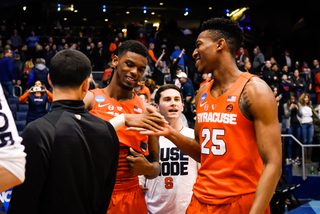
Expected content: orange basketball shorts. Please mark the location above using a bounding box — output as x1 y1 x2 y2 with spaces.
107 179 147 214
186 193 271 214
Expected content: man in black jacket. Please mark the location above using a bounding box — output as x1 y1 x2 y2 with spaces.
8 50 120 214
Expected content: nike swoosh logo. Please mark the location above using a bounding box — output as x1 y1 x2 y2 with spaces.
199 101 208 107
98 103 110 108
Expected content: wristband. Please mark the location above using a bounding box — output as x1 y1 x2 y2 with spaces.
109 114 125 131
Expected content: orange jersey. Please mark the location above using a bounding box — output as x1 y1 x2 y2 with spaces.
194 72 263 205
89 88 149 184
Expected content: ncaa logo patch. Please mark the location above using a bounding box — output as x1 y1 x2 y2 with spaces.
201 92 207 103
226 104 233 112
95 96 105 103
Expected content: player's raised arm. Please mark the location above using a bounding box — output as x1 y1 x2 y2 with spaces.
243 77 282 214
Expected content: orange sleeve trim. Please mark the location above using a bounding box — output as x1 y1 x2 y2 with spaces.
46 91 53 102
19 91 30 103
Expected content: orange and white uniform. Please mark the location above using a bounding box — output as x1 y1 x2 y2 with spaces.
90 88 148 214
187 72 270 214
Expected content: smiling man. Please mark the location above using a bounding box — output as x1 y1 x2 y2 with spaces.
140 84 199 214
130 17 282 214
84 40 161 214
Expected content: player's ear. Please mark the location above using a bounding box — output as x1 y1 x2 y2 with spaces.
112 55 119 68
81 77 90 92
217 38 226 51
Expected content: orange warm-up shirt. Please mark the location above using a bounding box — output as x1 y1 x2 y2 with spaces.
148 49 157 64
89 88 149 184
194 72 263 205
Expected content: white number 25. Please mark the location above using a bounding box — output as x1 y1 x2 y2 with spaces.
201 128 226 155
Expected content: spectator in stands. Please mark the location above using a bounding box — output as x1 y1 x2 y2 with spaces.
271 64 280 87
0 85 26 193
145 78 158 104
148 43 157 72
252 46 265 75
10 29 22 50
138 93 148 103
13 53 24 72
136 32 148 48
28 58 50 91
19 80 53 124
45 37 54 50
271 85 283 132
92 41 107 71
169 48 186 83
312 59 320 94
291 69 306 99
44 44 56 68
21 60 34 93
239 57 251 73
299 93 314 163
270 57 279 69
279 50 293 72
177 72 194 128
279 73 292 104
199 72 211 88
235 43 248 62
278 65 292 84
26 31 39 59
262 60 277 87
236 46 250 67
57 38 67 51
152 49 166 86
284 92 302 165
19 44 29 63
136 77 151 103
0 48 15 98
171 46 187 73
12 54 22 87
34 44 45 60
109 36 120 61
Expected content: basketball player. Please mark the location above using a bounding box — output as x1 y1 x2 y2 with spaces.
83 40 161 214
130 17 282 214
139 84 199 214
0 85 26 193
9 50 119 213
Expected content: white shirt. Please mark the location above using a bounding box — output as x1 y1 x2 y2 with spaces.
139 127 199 214
0 85 26 182
301 105 313 124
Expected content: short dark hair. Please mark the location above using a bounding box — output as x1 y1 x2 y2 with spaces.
201 17 244 57
155 84 183 105
118 40 148 59
49 49 91 87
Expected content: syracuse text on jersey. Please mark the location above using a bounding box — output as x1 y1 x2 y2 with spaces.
197 112 237 125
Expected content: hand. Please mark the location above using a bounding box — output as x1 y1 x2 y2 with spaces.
124 106 168 132
126 148 153 176
140 185 148 193
127 123 172 137
41 85 47 93
162 49 165 55
28 86 34 93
